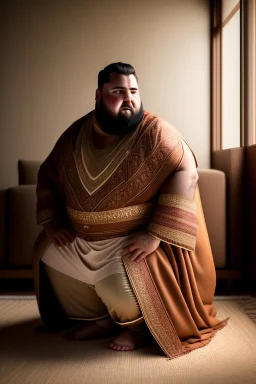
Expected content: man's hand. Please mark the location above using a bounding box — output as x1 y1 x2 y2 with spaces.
43 220 76 247
122 230 160 262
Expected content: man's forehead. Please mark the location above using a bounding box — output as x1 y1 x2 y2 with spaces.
105 72 138 89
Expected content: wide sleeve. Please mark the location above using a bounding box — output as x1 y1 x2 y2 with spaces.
147 192 197 251
36 143 66 226
147 137 198 252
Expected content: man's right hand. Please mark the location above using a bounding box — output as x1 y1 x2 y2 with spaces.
43 220 76 247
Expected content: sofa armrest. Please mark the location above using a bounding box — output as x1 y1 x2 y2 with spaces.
6 185 41 268
197 169 226 268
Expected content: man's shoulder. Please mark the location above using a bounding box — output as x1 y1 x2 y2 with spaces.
53 110 93 149
61 111 93 139
143 111 181 138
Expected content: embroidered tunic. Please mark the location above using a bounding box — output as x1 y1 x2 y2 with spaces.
34 110 227 359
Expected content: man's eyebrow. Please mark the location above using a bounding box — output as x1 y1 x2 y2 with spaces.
111 86 138 90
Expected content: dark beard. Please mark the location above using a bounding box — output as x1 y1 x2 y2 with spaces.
95 99 144 136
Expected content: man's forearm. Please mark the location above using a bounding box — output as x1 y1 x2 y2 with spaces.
160 168 198 199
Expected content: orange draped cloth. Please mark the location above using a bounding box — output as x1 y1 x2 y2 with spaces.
33 110 227 359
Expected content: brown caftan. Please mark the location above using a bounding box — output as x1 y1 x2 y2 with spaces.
34 110 227 359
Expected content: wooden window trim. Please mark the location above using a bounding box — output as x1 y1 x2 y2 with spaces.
211 0 242 161
253 0 256 145
241 0 256 146
252 0 256 144
211 0 222 156
222 2 240 27
211 0 256 156
241 0 248 146
248 0 256 145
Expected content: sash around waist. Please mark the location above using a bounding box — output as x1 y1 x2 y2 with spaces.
66 203 154 241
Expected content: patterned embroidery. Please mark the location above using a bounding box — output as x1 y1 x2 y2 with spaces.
158 194 196 214
66 203 153 225
148 224 196 251
98 117 182 210
74 113 139 195
59 121 97 211
148 194 197 251
62 112 183 212
122 255 184 358
154 206 198 227
151 216 197 236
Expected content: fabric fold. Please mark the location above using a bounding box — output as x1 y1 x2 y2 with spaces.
33 110 226 359
148 194 197 252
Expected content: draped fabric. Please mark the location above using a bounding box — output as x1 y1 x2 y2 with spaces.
148 193 198 251
122 187 227 358
34 110 226 359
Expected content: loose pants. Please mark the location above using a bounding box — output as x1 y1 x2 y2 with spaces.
41 236 144 330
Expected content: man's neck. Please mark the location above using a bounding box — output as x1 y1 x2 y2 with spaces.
92 121 120 149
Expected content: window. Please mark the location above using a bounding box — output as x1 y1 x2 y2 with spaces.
211 0 256 152
222 2 240 149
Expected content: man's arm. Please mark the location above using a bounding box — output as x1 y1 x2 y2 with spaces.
43 218 76 247
160 138 198 198
122 139 198 262
37 152 75 247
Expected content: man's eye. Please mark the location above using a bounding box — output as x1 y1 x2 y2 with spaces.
113 90 122 94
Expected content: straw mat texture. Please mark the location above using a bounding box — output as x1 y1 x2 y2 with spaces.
0 297 256 384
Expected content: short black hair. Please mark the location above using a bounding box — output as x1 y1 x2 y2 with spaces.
98 62 138 90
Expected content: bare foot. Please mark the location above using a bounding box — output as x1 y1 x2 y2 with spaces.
109 328 145 351
65 318 115 340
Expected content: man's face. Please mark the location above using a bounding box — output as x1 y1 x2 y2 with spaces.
96 73 142 122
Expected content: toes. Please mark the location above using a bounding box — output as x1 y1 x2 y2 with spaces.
108 342 132 351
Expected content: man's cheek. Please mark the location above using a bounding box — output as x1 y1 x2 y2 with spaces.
104 94 120 108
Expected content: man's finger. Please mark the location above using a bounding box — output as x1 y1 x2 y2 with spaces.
122 237 135 247
62 232 74 244
58 238 67 247
122 242 134 250
55 234 68 247
135 252 148 263
122 250 132 258
129 250 143 261
53 237 62 247
123 244 139 253
62 230 76 242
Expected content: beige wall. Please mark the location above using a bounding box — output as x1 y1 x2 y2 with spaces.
0 0 210 188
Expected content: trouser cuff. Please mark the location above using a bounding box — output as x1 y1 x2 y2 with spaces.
112 315 146 331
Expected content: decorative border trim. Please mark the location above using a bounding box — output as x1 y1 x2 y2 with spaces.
148 225 196 252
66 203 153 225
122 254 184 359
158 194 196 214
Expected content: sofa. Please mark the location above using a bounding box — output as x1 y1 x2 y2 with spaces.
0 160 237 282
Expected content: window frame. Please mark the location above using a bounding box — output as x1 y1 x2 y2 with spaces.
210 0 256 160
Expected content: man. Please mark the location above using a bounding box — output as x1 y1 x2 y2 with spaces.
34 62 226 358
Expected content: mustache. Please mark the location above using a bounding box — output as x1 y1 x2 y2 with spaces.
120 103 134 112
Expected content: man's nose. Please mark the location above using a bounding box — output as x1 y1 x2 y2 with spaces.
123 90 132 102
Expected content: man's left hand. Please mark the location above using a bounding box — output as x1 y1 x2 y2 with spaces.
122 231 160 262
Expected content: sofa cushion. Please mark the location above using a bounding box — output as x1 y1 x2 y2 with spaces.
18 160 42 185
7 185 41 267
198 169 226 268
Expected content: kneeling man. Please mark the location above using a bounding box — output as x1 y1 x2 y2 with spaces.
33 62 226 358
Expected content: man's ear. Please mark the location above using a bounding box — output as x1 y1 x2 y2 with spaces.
95 89 101 104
